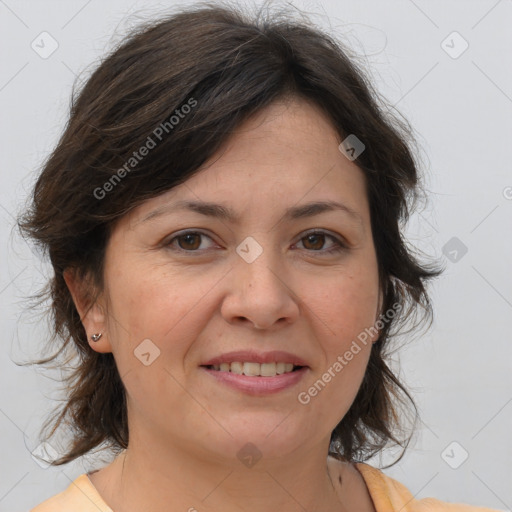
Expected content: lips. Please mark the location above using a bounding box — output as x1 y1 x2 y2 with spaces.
201 365 308 394
201 350 309 367
200 350 310 393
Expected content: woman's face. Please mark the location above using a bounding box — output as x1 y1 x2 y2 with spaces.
85 97 381 463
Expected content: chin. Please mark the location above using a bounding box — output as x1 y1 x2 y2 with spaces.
202 417 316 464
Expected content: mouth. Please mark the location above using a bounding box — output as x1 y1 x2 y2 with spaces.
200 363 308 395
201 362 305 377
200 351 309 394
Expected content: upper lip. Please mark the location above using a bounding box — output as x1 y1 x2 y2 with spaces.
201 350 309 367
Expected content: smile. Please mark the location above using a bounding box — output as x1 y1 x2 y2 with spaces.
204 362 302 377
201 365 308 395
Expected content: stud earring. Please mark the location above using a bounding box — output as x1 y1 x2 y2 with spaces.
91 333 103 342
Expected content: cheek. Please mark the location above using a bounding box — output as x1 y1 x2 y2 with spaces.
304 265 378 411
104 262 216 363
309 266 379 341
103 268 201 412
300 275 377 426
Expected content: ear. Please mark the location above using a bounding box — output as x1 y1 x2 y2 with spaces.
63 268 112 354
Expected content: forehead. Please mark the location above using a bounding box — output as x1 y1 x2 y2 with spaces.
125 97 370 229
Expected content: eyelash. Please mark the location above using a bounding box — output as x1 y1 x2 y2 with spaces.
164 229 347 256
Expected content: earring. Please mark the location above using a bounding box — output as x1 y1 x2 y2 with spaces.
91 333 103 342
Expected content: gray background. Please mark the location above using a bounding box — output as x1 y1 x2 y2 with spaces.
1 0 511 510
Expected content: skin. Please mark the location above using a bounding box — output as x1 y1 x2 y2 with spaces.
65 96 381 512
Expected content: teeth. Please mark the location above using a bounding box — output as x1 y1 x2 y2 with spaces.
244 362 261 376
210 362 297 376
230 362 243 374
276 362 286 374
261 362 277 377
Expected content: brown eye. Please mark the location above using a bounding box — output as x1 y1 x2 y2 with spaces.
165 231 216 253
302 233 326 251
296 230 347 255
177 233 202 250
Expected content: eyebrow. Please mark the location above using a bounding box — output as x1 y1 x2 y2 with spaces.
140 199 363 225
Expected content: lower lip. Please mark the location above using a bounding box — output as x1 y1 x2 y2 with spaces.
201 366 308 395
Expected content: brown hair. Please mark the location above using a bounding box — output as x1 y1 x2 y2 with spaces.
18 1 441 468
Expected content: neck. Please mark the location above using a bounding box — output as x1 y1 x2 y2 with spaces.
96 437 350 512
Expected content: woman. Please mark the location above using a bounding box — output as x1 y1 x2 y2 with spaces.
21 3 498 511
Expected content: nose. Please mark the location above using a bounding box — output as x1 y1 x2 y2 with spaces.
220 242 300 331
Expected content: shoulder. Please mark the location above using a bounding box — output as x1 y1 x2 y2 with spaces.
30 474 113 512
354 462 502 512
